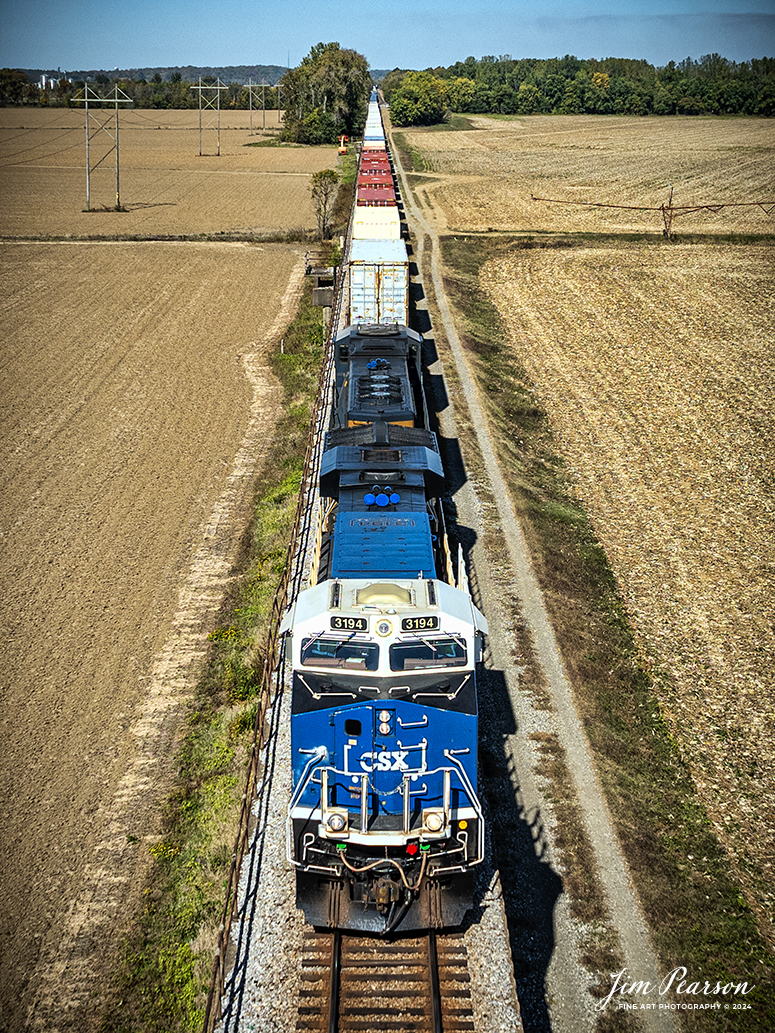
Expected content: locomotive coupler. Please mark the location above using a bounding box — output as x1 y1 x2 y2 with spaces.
373 875 402 914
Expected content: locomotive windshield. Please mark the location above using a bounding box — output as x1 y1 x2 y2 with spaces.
389 636 467 671
301 636 380 671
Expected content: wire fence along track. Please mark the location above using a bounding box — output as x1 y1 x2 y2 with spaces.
297 930 474 1033
202 201 353 1033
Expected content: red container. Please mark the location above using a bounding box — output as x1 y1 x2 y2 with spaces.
356 182 397 206
357 168 393 185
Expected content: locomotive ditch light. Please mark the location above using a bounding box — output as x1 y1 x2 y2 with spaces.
422 809 446 835
376 709 394 736
323 809 349 836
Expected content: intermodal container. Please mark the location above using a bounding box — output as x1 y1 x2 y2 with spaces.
351 206 402 240
356 182 396 206
348 239 409 325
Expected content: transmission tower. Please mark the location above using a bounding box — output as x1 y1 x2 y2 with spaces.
192 78 229 156
72 84 132 211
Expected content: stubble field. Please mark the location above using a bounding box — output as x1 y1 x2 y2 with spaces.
401 115 775 935
403 114 774 236
0 107 336 237
0 107 310 1031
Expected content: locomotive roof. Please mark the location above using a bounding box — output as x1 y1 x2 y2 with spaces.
330 510 435 580
280 577 488 636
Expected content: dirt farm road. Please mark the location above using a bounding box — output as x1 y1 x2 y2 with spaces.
390 129 674 1033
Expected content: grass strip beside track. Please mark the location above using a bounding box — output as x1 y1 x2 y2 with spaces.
98 278 326 1033
440 233 775 1032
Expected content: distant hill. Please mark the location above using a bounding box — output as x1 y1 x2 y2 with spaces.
21 64 397 85
21 64 289 85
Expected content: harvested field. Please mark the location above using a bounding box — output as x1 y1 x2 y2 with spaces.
401 114 775 235
401 113 775 938
0 107 337 237
0 239 302 1031
481 242 775 935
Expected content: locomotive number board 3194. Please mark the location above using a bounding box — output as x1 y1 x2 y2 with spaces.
401 615 440 631
330 616 369 631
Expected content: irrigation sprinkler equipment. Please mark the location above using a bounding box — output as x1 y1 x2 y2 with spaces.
531 186 775 238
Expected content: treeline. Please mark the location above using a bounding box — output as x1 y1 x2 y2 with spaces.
0 68 282 109
383 53 775 124
1 44 372 142
20 63 286 85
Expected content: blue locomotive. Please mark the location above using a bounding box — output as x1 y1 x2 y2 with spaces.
280 328 487 933
279 93 487 935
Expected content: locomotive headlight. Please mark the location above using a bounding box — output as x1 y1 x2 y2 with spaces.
423 810 445 833
327 812 348 833
376 709 394 737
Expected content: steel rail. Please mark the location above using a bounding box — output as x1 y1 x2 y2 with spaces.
297 930 474 1033
429 930 443 1033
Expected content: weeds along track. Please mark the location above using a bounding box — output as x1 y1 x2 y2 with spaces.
204 217 351 1032
298 929 474 1033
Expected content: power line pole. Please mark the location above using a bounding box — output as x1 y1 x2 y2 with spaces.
244 80 266 136
192 78 228 156
72 84 132 211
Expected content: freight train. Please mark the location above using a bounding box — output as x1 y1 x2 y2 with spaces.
280 89 487 934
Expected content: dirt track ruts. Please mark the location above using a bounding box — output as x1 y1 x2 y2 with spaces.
0 240 303 1032
390 123 672 1033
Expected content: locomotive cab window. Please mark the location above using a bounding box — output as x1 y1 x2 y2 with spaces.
301 637 379 671
389 637 467 671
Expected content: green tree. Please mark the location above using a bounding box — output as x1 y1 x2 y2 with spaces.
515 82 541 114
310 168 339 239
379 68 408 103
281 42 370 144
445 76 476 112
389 71 448 125
0 68 37 105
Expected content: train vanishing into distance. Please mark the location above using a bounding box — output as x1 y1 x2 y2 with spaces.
280 89 488 934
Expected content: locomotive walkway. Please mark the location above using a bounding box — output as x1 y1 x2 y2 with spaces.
388 122 674 1033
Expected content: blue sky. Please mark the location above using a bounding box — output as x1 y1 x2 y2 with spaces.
1 0 773 71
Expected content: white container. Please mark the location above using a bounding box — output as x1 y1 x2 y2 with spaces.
351 206 401 240
348 239 409 325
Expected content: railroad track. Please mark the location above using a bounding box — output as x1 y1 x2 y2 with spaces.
297 929 474 1033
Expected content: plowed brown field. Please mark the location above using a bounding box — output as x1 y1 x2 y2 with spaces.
0 239 302 1030
481 243 774 927
401 115 775 935
402 114 775 235
0 107 336 237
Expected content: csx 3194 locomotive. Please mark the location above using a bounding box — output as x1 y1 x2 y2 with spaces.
280 322 487 934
